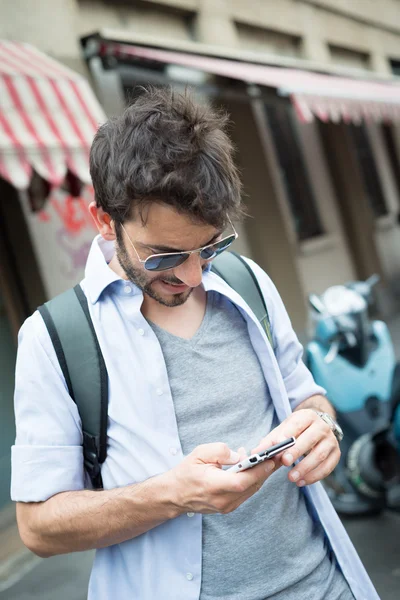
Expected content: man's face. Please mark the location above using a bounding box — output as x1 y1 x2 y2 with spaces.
115 203 221 308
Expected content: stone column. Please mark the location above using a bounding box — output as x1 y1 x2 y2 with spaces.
299 4 330 63
194 0 238 47
370 53 392 75
224 97 308 334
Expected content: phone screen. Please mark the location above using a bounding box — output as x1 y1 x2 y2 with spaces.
226 436 296 473
258 437 296 459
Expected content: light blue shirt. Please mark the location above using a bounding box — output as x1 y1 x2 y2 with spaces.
11 236 378 600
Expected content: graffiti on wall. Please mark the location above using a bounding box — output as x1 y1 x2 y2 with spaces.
37 187 97 280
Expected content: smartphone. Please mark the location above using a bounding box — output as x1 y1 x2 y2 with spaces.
227 437 296 473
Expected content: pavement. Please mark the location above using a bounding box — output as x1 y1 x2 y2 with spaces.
2 313 400 600
0 551 94 600
344 511 400 600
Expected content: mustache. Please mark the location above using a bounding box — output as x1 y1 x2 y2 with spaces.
156 276 184 285
154 264 208 285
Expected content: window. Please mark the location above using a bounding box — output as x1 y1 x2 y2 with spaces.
328 44 371 71
381 123 400 201
235 23 302 58
349 124 388 217
265 103 324 241
390 59 400 77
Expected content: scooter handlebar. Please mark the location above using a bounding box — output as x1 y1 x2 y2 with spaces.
308 293 326 314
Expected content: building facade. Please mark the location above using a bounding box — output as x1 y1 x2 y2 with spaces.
2 0 400 329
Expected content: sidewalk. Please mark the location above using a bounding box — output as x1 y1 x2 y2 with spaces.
0 551 94 600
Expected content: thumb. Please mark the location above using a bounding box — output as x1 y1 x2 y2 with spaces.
192 442 240 465
237 446 248 460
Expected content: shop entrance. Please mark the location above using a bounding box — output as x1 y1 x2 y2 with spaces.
0 178 46 516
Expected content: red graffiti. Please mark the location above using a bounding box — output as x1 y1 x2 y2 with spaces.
51 194 95 234
38 210 50 222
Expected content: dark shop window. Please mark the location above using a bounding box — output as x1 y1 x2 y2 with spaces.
265 103 324 241
381 123 400 201
349 124 388 217
390 59 400 77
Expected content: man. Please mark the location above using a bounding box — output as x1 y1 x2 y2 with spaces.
12 88 378 600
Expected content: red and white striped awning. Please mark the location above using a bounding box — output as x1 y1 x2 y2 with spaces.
0 40 105 190
97 41 400 124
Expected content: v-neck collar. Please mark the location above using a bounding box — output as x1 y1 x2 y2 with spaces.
147 291 215 347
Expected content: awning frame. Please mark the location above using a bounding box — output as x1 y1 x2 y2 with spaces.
82 28 398 83
81 30 400 125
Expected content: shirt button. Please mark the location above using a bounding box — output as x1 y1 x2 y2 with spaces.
156 388 163 396
124 285 132 294
187 512 194 518
169 447 178 456
137 328 145 336
186 573 193 581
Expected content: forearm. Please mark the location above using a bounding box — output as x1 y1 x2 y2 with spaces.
294 394 336 419
17 471 179 557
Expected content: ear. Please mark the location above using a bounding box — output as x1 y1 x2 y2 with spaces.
89 202 115 241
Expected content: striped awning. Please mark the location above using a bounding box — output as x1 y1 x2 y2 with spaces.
96 41 400 124
0 40 105 190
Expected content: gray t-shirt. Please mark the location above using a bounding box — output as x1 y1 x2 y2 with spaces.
148 291 353 600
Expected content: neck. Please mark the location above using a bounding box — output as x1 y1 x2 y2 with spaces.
141 284 206 323
108 254 128 279
142 285 207 340
107 251 207 334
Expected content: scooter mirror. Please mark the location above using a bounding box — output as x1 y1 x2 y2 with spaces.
365 274 380 289
309 294 326 314
347 276 379 305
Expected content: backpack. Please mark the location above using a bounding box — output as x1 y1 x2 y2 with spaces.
38 251 272 489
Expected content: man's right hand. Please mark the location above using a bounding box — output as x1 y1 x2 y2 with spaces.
167 443 277 516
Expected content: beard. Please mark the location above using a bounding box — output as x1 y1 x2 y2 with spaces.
115 228 195 308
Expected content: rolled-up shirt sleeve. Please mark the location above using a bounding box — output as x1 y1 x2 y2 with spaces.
11 310 85 502
243 258 326 411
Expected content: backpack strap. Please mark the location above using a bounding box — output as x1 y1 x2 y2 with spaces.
38 284 108 489
211 252 273 348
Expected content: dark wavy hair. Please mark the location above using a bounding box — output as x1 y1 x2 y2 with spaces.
89 87 243 229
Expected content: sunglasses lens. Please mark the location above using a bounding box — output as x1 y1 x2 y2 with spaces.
145 253 188 271
144 234 236 271
200 235 236 260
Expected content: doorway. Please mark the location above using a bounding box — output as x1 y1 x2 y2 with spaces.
0 178 46 515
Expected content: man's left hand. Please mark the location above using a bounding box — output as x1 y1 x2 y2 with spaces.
251 409 340 487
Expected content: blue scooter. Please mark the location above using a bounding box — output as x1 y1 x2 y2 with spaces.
306 276 400 515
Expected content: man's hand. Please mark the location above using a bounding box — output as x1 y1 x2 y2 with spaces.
251 409 340 488
168 443 276 515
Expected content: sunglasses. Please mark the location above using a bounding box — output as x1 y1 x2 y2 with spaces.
121 223 238 272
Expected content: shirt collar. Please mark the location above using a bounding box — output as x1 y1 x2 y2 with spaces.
84 234 215 305
84 235 125 304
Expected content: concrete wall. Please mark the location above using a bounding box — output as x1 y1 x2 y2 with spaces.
0 0 87 75
229 0 400 73
18 188 97 299
4 0 397 76
77 0 194 42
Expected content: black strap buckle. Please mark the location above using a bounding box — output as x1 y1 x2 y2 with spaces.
83 431 103 489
